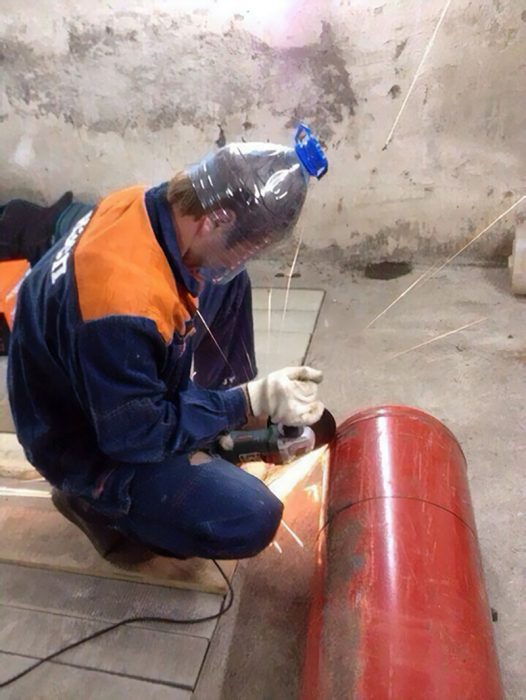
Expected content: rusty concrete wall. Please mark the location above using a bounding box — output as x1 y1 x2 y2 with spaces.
1 0 525 263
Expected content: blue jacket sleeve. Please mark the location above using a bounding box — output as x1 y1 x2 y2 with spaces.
73 316 248 463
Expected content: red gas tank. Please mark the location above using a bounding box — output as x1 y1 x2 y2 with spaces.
302 406 503 700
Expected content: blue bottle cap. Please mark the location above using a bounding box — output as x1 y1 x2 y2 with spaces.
294 123 328 179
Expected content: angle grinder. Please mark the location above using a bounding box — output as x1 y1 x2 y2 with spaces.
215 409 337 466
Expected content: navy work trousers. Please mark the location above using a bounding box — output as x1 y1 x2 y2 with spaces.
108 454 283 559
84 271 283 559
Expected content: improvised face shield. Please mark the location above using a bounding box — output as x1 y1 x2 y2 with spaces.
186 124 328 284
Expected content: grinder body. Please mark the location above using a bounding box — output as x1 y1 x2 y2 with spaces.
216 409 336 466
216 424 315 465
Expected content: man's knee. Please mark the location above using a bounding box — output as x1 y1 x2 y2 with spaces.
235 488 284 558
204 480 284 559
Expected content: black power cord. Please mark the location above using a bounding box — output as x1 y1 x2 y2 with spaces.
0 559 234 689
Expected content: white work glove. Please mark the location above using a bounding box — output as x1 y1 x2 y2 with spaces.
245 366 324 427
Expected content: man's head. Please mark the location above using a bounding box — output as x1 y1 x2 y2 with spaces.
167 126 328 283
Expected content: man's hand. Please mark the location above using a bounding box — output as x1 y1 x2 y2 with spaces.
245 366 324 427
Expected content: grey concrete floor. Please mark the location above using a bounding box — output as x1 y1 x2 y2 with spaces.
196 259 525 700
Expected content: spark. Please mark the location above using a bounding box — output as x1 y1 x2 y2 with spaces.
366 194 526 326
366 262 440 328
280 228 304 336
318 455 330 532
240 336 256 381
281 520 304 548
421 194 526 276
304 484 321 502
195 308 233 371
267 447 326 501
0 487 50 498
389 317 486 360
383 0 454 150
272 541 283 554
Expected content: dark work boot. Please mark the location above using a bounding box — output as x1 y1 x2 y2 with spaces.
51 488 154 565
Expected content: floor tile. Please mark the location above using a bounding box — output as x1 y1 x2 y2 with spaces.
0 561 222 639
0 606 207 689
0 651 192 699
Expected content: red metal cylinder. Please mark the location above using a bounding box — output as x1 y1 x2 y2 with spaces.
302 406 503 700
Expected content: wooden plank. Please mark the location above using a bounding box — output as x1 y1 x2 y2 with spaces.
0 495 236 594
0 562 222 639
251 288 323 376
0 357 15 434
0 433 39 479
255 332 313 376
0 475 46 487
0 606 207 689
252 287 325 311
0 651 192 699
255 330 312 358
253 308 319 334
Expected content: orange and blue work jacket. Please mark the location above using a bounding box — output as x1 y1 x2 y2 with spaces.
7 184 247 500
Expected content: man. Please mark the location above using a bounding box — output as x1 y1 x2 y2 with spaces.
7 125 328 561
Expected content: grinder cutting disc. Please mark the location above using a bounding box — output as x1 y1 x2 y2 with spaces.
311 409 337 449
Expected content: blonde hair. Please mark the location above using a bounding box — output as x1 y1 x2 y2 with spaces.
166 171 206 219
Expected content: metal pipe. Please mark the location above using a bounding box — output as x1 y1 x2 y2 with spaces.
301 405 503 700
